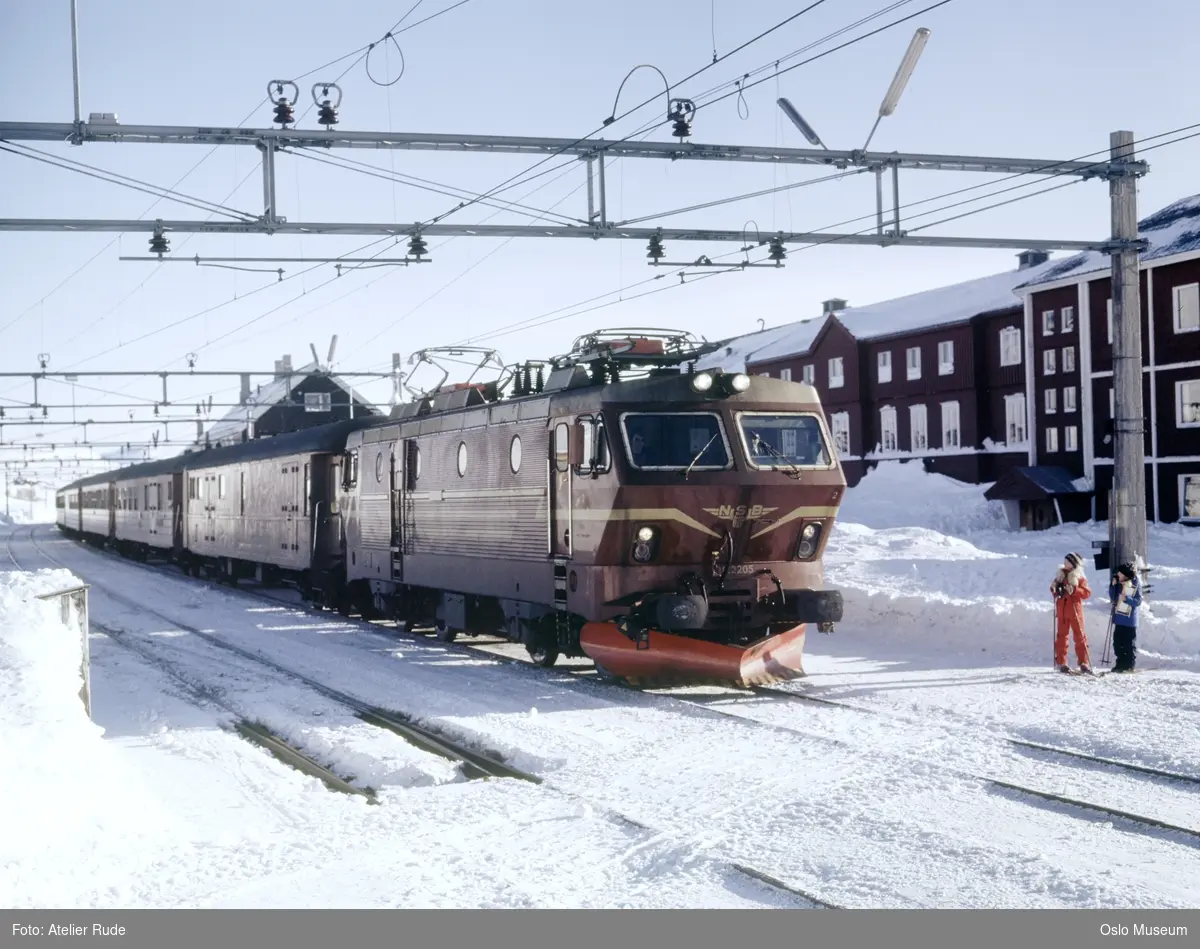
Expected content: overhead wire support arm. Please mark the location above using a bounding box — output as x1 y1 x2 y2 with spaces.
0 121 1149 178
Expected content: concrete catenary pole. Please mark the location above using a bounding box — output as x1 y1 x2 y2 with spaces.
1108 130 1148 578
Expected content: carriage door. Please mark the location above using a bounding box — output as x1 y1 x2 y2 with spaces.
172 472 184 550
107 484 116 537
549 421 573 558
390 442 405 581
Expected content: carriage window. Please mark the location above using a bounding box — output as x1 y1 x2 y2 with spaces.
219 474 227 499
737 413 832 468
240 471 246 515
620 413 730 470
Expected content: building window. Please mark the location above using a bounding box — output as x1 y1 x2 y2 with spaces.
830 412 850 455
1107 299 1113 344
1063 386 1077 413
1044 388 1057 415
906 346 921 380
999 326 1022 367
759 371 770 377
1043 349 1056 375
1061 306 1075 333
1174 283 1200 334
910 404 928 452
1042 309 1055 335
828 357 845 388
880 406 898 452
779 368 792 382
1045 427 1059 453
802 364 814 385
1178 379 1200 427
1062 346 1076 373
1180 474 1200 522
1065 426 1078 452
937 341 954 375
941 400 960 449
878 350 892 383
1004 393 1027 445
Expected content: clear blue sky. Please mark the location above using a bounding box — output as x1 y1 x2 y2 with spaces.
2 0 1198 470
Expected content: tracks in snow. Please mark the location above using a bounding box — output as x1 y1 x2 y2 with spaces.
14 527 838 910
34 525 1200 855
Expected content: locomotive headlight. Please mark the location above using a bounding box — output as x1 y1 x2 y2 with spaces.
632 525 659 562
729 373 750 392
795 522 822 559
690 372 714 393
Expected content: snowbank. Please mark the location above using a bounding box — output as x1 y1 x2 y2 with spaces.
0 570 175 905
825 462 1200 665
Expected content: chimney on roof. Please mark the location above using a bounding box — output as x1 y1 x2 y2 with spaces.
274 354 293 380
1017 249 1049 270
822 298 847 315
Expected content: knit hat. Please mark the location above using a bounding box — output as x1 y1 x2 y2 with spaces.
1065 552 1082 569
1116 561 1136 579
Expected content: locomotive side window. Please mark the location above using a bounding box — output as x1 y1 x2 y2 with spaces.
509 435 522 473
620 413 730 470
554 423 570 472
736 413 832 469
457 441 468 478
405 441 420 488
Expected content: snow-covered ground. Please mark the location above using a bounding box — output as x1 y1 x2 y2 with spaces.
2 464 1198 909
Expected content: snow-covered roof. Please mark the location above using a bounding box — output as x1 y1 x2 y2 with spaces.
696 320 823 371
830 256 1062 343
202 360 372 444
1017 192 1200 290
709 256 1063 365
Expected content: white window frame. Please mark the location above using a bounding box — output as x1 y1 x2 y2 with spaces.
1180 474 1200 522
802 364 814 386
877 350 892 383
1177 378 1200 428
1064 425 1078 452
940 400 960 449
1174 283 1200 334
828 357 845 388
937 340 954 375
880 406 898 452
830 411 850 455
1042 309 1055 336
909 403 929 452
1004 393 1027 445
1043 349 1056 375
1045 426 1059 453
998 326 1022 367
906 346 921 380
1062 345 1076 374
1063 386 1077 413
779 368 792 382
1061 306 1075 333
1044 388 1057 415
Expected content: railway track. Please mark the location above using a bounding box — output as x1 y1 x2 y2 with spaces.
35 525 1200 850
16 525 843 909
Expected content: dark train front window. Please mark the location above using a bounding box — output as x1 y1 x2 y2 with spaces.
738 413 831 468
621 413 729 470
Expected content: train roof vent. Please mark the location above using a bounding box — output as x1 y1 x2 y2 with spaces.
389 396 432 420
543 364 592 392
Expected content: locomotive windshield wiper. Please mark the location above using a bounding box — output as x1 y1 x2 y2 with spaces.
681 432 721 480
751 434 801 480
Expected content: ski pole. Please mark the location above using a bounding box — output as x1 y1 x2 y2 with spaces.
1101 607 1114 666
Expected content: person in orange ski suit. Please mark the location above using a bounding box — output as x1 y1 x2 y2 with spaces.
1050 551 1093 674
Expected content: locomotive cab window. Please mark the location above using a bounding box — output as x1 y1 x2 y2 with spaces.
737 413 833 469
620 413 730 470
